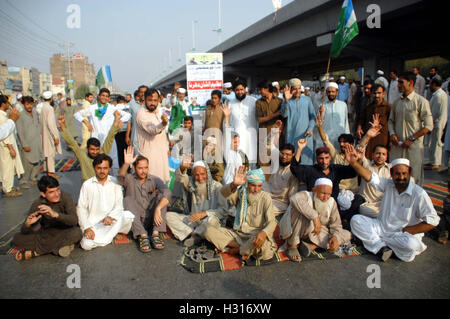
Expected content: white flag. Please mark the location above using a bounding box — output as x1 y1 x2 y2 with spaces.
272 0 282 11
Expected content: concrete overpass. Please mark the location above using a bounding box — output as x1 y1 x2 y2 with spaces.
153 0 446 90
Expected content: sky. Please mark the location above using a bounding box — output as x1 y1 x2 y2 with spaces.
0 0 294 92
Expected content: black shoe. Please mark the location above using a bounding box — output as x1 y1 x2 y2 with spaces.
378 246 393 262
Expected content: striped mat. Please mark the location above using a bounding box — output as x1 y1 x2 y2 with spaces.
423 181 449 213
39 158 81 173
180 226 364 274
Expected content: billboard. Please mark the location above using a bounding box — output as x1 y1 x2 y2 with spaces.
186 52 223 110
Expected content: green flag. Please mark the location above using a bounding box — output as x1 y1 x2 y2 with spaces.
330 0 359 58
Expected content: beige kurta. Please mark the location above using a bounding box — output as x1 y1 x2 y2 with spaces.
427 88 448 165
204 185 278 260
388 91 433 186
283 191 351 248
262 164 299 216
358 158 391 217
323 134 359 193
40 102 62 158
136 107 170 183
0 110 24 191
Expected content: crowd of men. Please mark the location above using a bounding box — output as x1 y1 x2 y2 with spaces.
0 64 449 265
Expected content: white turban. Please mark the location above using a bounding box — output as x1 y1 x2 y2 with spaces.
42 91 52 100
177 88 187 94
326 82 339 90
224 82 232 89
391 158 410 167
314 178 333 188
192 161 207 169
289 78 301 87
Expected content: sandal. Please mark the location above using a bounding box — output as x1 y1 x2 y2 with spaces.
138 236 151 253
287 247 302 262
15 250 38 261
150 234 165 250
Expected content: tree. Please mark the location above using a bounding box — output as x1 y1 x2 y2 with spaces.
75 84 90 100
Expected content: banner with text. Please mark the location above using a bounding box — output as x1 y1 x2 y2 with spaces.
186 52 223 111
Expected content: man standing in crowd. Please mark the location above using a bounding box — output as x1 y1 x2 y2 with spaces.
413 67 426 97
80 93 94 149
40 91 61 179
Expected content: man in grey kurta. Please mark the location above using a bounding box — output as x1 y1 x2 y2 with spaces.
59 98 78 142
118 146 171 251
204 168 278 261
425 78 448 169
16 96 43 188
388 72 433 186
166 160 229 247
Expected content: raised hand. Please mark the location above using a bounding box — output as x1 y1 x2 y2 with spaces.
124 146 138 166
297 138 307 150
355 145 366 161
114 110 121 122
369 113 381 129
316 113 324 128
284 84 292 100
343 144 358 165
161 113 169 126
232 166 248 187
221 101 232 118
180 154 193 171
366 125 381 139
8 107 20 122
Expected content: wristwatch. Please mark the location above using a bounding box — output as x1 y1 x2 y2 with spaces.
408 135 416 142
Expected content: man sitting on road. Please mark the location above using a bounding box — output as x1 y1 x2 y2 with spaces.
204 167 278 261
12 175 82 260
345 145 440 262
280 178 351 262
166 159 230 247
118 146 171 252
77 154 134 251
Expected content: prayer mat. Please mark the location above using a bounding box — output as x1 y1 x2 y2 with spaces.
39 158 81 173
423 181 448 214
180 226 364 273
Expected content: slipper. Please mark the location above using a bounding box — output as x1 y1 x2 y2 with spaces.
150 234 165 250
138 236 152 253
299 241 313 257
438 231 448 245
287 247 302 262
15 250 38 261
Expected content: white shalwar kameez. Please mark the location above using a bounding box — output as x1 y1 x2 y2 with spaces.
350 172 440 262
77 176 135 250
226 96 258 164
314 99 349 150
74 103 131 171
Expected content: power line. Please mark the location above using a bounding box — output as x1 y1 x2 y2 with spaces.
5 0 65 43
0 8 61 46
0 25 58 57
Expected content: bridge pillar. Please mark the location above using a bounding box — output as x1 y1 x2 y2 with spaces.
364 56 404 80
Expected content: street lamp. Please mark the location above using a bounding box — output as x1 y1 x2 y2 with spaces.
192 20 198 51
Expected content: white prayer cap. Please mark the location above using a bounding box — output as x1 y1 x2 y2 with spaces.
377 70 384 75
314 178 333 188
17 93 23 99
329 77 335 81
157 89 161 95
192 161 207 169
206 136 217 145
305 87 310 90
272 81 279 87
167 93 172 97
177 88 187 94
301 85 305 92
289 78 301 87
340 76 346 80
223 82 232 89
391 158 410 167
326 82 339 90
42 91 52 100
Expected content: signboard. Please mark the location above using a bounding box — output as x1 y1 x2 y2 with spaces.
67 79 74 89
186 52 223 110
7 79 23 91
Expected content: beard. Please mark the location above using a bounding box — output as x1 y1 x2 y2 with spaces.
236 93 246 101
394 176 410 189
279 159 290 167
194 181 208 198
247 192 261 205
313 195 331 218
146 104 157 112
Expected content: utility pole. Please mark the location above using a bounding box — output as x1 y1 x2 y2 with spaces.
178 36 183 63
59 41 75 100
192 20 198 51
213 0 222 45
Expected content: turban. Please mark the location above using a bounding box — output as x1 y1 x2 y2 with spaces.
314 178 333 188
289 78 301 87
391 158 410 167
234 168 266 230
326 82 339 90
